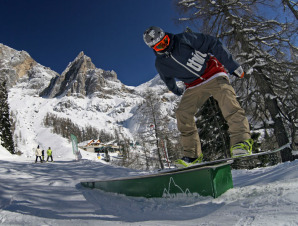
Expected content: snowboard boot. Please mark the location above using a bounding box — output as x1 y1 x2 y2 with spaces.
175 153 203 168
230 139 254 158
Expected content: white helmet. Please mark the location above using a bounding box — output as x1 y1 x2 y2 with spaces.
143 26 165 47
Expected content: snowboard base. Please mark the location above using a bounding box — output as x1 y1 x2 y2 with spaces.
175 142 292 170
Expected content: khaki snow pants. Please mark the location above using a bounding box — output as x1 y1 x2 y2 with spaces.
176 76 251 158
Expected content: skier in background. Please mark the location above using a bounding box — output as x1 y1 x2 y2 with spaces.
35 145 43 163
41 149 45 161
143 26 253 167
46 147 54 162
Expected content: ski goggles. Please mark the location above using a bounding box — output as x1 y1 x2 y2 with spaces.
152 35 170 52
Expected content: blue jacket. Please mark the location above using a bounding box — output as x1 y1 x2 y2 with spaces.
155 32 240 95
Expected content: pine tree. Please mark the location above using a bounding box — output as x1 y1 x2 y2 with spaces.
195 97 230 161
137 89 165 169
136 88 182 169
0 80 15 154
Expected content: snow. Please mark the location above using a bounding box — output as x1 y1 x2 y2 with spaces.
0 145 13 159
1 144 298 225
2 88 298 225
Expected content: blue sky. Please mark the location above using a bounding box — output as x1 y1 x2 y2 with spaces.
0 0 188 86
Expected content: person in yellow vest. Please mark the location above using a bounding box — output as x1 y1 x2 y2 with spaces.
46 147 54 162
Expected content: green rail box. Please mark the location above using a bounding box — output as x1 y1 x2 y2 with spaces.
81 161 233 198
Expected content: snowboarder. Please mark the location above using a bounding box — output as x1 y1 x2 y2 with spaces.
46 147 53 162
143 26 253 166
35 145 43 163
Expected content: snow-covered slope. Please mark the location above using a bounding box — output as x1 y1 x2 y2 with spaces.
8 82 142 158
0 145 297 225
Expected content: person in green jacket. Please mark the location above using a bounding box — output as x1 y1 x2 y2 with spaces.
47 147 54 162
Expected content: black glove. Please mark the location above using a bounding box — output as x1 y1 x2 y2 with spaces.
232 66 244 78
175 87 184 96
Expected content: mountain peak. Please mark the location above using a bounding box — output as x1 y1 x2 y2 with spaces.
0 43 38 87
40 50 120 98
75 51 85 60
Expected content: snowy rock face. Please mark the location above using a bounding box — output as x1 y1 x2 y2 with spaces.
0 43 35 87
41 51 121 98
0 43 58 92
3 43 180 155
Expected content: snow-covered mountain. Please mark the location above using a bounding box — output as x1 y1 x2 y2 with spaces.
0 43 180 157
40 51 121 98
0 44 59 93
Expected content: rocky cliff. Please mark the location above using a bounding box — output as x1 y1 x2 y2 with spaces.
0 44 58 92
40 51 122 98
